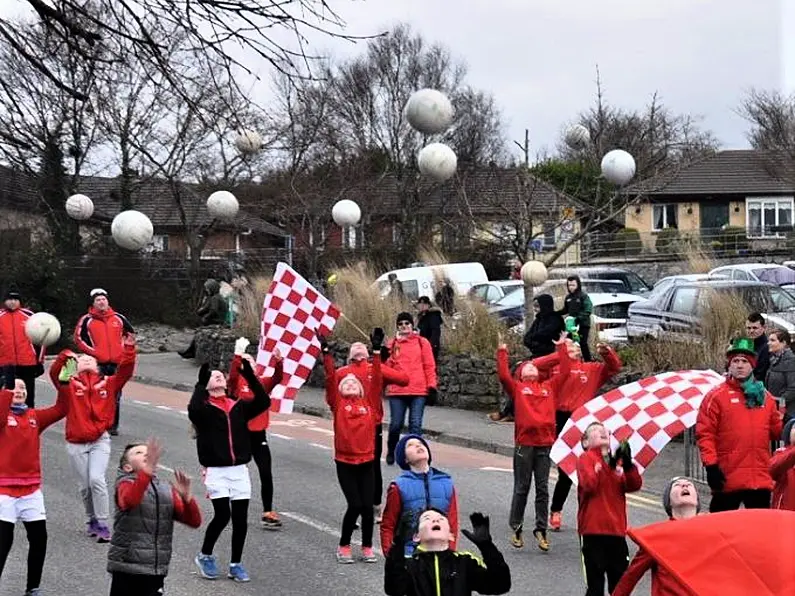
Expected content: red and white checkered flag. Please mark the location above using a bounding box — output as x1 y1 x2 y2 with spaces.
256 263 340 413
550 369 725 485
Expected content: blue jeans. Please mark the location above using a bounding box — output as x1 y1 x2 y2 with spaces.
386 396 426 463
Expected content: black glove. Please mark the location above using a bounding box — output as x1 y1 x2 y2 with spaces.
319 335 330 354
426 387 438 406
461 512 492 547
2 370 14 390
705 464 726 492
380 346 390 362
197 363 210 387
371 327 385 352
239 358 257 383
619 440 633 469
608 452 618 470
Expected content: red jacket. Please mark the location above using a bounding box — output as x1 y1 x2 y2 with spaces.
497 342 570 447
534 347 622 412
74 307 134 364
228 355 283 432
696 378 783 492
0 388 66 494
612 525 689 596
0 307 39 367
50 347 136 443
117 469 202 528
333 358 409 425
577 447 642 536
384 334 437 397
771 446 795 511
325 352 383 464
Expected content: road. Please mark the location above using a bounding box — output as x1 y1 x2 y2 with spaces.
0 378 657 595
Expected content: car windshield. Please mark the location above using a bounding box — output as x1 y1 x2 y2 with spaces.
495 288 525 308
594 301 634 319
753 267 795 286
709 286 795 314
583 280 625 293
502 284 523 296
625 271 652 292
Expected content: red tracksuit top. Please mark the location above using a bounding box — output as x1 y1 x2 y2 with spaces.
0 307 39 367
771 445 795 511
0 388 67 495
227 355 283 432
533 347 622 412
332 357 410 425
496 342 570 447
576 447 642 536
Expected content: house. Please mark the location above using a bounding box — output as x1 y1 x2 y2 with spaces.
623 149 795 252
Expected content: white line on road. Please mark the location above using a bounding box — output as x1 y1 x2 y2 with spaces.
270 433 293 440
310 442 332 450
308 427 335 436
480 466 512 472
155 405 172 410
157 464 175 473
133 400 149 405
280 511 383 556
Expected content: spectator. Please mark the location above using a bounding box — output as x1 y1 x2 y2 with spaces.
746 312 770 381
179 279 227 360
510 261 522 281
696 337 783 512
771 419 795 510
388 274 404 300
523 294 566 357
415 296 443 363
557 275 593 362
434 280 455 317
766 328 795 423
74 289 135 436
0 289 43 407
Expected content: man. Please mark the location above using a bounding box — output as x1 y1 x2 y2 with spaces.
179 279 227 359
746 312 770 380
696 337 782 512
388 274 404 300
0 289 43 407
415 296 443 364
74 289 134 436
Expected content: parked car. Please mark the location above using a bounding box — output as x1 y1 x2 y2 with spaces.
547 266 652 296
626 280 795 341
709 264 795 290
646 273 728 302
468 280 523 305
375 262 488 301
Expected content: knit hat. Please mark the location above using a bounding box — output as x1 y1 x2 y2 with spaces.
783 419 795 446
396 312 414 327
727 337 757 368
90 288 108 299
348 342 369 362
394 433 432 471
662 476 701 518
337 373 364 396
3 288 20 301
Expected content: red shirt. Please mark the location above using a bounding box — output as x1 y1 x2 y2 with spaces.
771 446 795 511
334 358 409 425
74 306 133 364
228 355 282 432
324 353 383 464
0 307 39 367
576 447 642 536
497 343 570 447
0 389 66 495
612 540 689 596
49 347 136 444
533 347 622 412
116 469 202 528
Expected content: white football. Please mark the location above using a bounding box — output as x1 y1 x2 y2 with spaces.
601 149 636 186
111 210 154 251
331 199 361 227
207 191 239 220
65 194 94 221
521 261 548 287
565 124 591 148
234 130 262 155
405 89 454 135
418 143 457 182
25 312 61 347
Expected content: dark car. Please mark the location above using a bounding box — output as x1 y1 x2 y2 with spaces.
547 266 652 296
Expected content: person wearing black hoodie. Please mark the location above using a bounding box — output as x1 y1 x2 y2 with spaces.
416 296 443 363
558 275 593 362
179 279 228 360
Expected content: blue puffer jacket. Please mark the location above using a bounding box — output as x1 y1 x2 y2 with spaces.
394 468 455 557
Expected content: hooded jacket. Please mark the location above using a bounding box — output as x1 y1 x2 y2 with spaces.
523 294 565 357
197 279 227 326
558 275 593 329
765 348 795 418
385 333 437 397
331 356 409 425
0 305 39 367
74 306 135 364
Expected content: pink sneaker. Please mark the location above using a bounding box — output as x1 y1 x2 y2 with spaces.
336 545 354 564
361 547 377 563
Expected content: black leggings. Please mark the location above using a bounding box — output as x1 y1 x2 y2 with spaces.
201 498 249 563
0 519 47 591
373 425 383 506
109 571 164 596
250 430 274 512
335 460 374 548
551 410 573 513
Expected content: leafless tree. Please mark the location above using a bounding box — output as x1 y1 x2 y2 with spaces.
738 90 795 187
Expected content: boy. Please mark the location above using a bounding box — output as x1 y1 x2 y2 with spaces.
0 377 66 596
496 331 569 552
771 419 795 510
107 438 202 595
577 422 642 596
384 509 511 596
381 434 458 558
611 476 700 596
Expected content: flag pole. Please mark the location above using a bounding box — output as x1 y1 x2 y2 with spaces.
340 313 370 341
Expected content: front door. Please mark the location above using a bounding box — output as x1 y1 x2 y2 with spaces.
700 202 730 232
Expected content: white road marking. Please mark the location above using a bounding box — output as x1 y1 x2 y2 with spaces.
310 442 332 450
133 400 149 405
179 410 189 416
280 511 383 556
156 405 172 410
270 433 293 441
157 464 175 473
308 427 335 436
480 466 512 473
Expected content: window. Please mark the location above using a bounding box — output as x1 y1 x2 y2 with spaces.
746 197 793 237
485 285 502 303
151 235 168 252
669 287 699 315
308 226 326 248
542 222 556 247
652 204 678 231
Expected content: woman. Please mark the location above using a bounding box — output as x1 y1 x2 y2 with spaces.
765 328 795 422
557 275 593 362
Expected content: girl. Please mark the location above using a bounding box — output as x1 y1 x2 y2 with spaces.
188 358 270 583
321 329 384 564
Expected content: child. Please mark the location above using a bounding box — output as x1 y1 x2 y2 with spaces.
384 509 511 596
611 476 700 596
0 377 66 596
321 329 384 564
49 333 137 543
497 331 570 552
227 338 284 529
380 434 458 558
577 422 642 596
188 358 270 582
107 438 202 595
771 419 795 510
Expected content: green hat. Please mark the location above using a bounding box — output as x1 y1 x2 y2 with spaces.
727 337 756 359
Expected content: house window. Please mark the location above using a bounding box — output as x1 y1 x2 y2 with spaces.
308 226 326 247
542 222 556 247
746 197 794 238
652 204 678 231
151 235 168 252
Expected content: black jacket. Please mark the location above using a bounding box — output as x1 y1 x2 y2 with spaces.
558 276 593 328
197 280 227 326
754 334 771 381
384 541 511 596
766 348 795 417
523 294 565 357
417 308 443 354
188 365 270 467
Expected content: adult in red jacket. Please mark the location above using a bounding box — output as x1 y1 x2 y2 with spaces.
534 339 622 530
322 329 383 563
49 334 137 543
0 289 43 407
696 337 783 512
227 343 284 529
74 289 134 436
771 418 795 510
384 312 437 466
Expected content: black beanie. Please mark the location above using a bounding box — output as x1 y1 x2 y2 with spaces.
3 288 20 301
396 311 414 326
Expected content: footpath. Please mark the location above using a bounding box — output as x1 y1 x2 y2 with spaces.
133 353 688 496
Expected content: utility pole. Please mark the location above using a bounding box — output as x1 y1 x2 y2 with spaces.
513 128 530 168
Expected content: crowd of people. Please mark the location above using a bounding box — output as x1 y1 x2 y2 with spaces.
0 276 793 595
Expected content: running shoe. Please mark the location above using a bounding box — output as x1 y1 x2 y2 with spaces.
195 553 219 579
261 511 283 530
86 518 99 538
361 546 377 563
95 522 111 543
549 511 562 532
510 528 524 549
336 545 354 564
533 529 550 552
228 563 251 582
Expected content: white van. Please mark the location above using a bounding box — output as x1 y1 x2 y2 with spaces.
375 262 489 301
